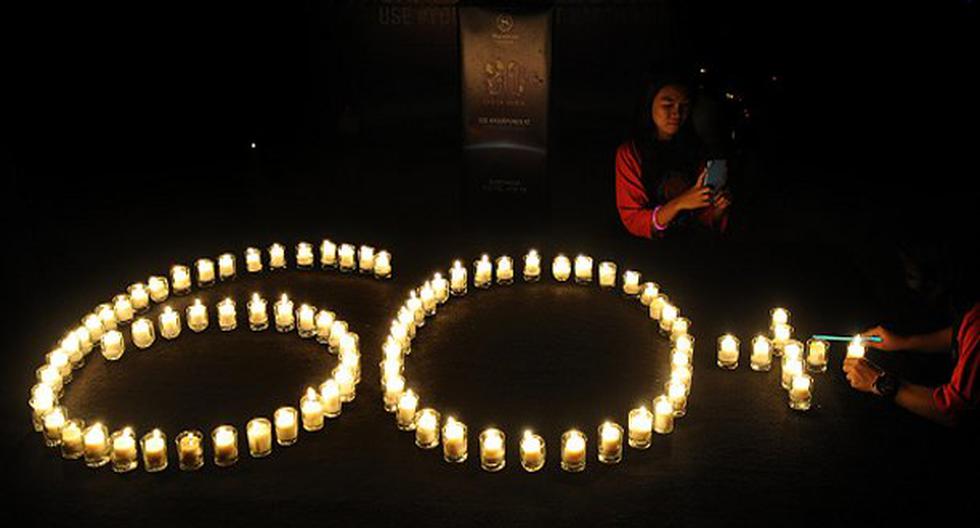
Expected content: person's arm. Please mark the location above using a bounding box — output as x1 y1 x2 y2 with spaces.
615 143 657 238
861 325 953 353
843 358 956 427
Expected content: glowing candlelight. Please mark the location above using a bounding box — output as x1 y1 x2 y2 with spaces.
496 256 514 284
217 298 236 331
170 265 191 295
653 396 674 434
574 254 593 284
274 407 298 446
374 250 392 279
523 249 541 281
639 281 659 305
247 293 268 331
60 418 85 459
113 294 135 323
296 303 316 338
186 298 209 333
358 245 375 273
141 429 168 472
628 406 654 449
274 294 295 332
479 428 506 471
597 422 623 464
473 254 492 288
807 338 828 372
131 317 155 349
442 417 467 463
520 431 545 472
269 243 286 270
315 309 336 344
846 335 865 359
414 408 440 449
111 427 138 473
83 422 110 468
218 252 236 280
296 242 314 268
319 378 342 417
432 272 449 302
450 260 468 296
598 261 617 288
246 418 273 458
751 335 773 371
245 247 263 273
177 430 204 471
100 330 125 361
147 275 169 303
623 270 642 296
300 387 324 431
320 239 337 268
212 426 239 467
789 374 813 411
552 254 571 282
717 334 739 369
128 283 150 312
338 244 356 272
561 429 586 472
195 258 215 286
396 389 419 430
659 303 679 333
649 294 670 320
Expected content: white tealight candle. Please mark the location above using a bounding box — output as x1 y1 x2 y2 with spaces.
784 340 804 362
274 294 295 332
406 291 425 326
177 430 204 471
598 261 617 288
296 303 316 338
442 417 467 463
654 396 675 434
666 380 688 417
46 349 71 377
147 275 169 303
474 255 492 288
170 265 191 295
396 389 419 430
846 336 865 359
217 298 236 331
338 244 356 271
771 307 790 328
659 303 679 333
520 431 545 472
552 254 571 282
414 408 440 448
320 379 342 417
37 365 63 395
374 250 392 279
561 429 586 472
383 374 405 412
670 317 690 340
159 306 181 340
479 428 506 471
29 384 55 432
247 293 268 331
334 367 356 402
717 334 739 369
450 260 467 295
649 294 670 320
83 313 105 342
431 272 449 303
296 242 314 268
101 330 125 361
60 332 82 366
320 239 337 268
96 303 118 331
750 335 773 371
495 256 514 284
212 426 239 467
141 429 168 472
195 258 215 286
269 243 287 270
358 245 375 273
111 427 138 473
186 299 209 333
218 253 236 280
328 320 349 352
274 407 298 446
639 281 659 306
789 374 813 411
782 357 805 389
597 422 623 464
83 422 110 467
246 418 273 458
300 387 325 432
574 255 593 284
420 282 437 315
42 406 66 447
622 270 642 296
772 323 793 354
628 406 654 449
109 296 133 326
674 334 694 355
131 317 155 349
127 283 150 312
523 250 541 281
807 339 828 372
245 247 263 273
315 309 336 344
60 418 85 459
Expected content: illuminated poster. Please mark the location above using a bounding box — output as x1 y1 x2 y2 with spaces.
460 6 552 195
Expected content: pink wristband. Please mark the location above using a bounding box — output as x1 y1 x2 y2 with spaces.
652 206 667 231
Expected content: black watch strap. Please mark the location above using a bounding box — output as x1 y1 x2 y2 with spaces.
874 373 900 400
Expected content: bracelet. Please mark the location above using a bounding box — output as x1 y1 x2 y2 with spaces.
652 206 667 232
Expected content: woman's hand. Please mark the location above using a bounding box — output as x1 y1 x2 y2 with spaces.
843 357 883 393
860 326 907 352
670 169 713 211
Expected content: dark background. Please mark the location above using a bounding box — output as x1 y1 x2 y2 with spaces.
3 1 978 526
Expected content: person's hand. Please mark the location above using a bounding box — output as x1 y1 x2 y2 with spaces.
860 326 906 352
709 190 732 220
671 169 713 211
843 357 883 393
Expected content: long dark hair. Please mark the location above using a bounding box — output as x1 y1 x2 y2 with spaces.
629 71 703 188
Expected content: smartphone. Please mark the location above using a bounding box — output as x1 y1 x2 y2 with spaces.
704 159 728 190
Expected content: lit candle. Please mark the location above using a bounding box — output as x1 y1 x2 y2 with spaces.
598 261 617 288
561 429 586 472
390 319 410 350
374 250 392 279
666 380 688 417
396 389 419 430
42 406 66 447
131 317 155 349
717 334 739 369
46 349 71 377
218 252 236 280
671 365 693 392
300 387 325 431
245 247 263 273
639 281 659 305
101 330 126 361
654 396 674 434
552 254 571 282
450 260 467 295
789 374 813 411
274 294 295 332
97 303 118 331
496 256 514 284
60 332 82 367
60 418 85 459
328 320 349 352
247 293 268 331
659 303 679 333
83 313 105 342
170 265 191 295
212 426 239 467
217 298 236 331
73 325 94 357
524 249 541 281
846 335 865 359
334 367 356 402
479 428 506 471
196 258 215 286
781 356 805 390
442 417 467 463
420 282 437 315
622 270 642 296
186 298 209 332
274 407 298 446
674 334 694 355
296 242 314 268
574 254 593 284
772 323 793 355
247 418 273 458
414 408 440 448
598 422 623 464
432 272 449 303
269 243 286 269
807 339 828 372
338 244 356 271
671 349 692 370
783 340 804 362
83 422 111 468
771 307 790 328
112 294 134 323
29 384 55 432
397 307 417 339
406 291 425 326
36 365 63 395
649 294 670 320
750 335 773 371
147 275 169 303
520 431 545 472
320 239 337 268
383 374 405 412
140 429 168 472
383 337 404 362
177 430 204 471
628 406 654 449
315 309 336 344
110 427 138 473
473 254 492 288
670 317 690 340
319 378 342 417
128 283 150 312
358 245 375 273
296 303 316 338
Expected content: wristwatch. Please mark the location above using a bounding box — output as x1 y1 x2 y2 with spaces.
873 372 900 400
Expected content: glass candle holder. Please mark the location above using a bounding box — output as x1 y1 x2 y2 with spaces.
639 281 659 306
358 245 375 273
597 422 624 464
30 384 56 432
552 254 571 282
100 330 126 361
113 294 135 324
274 407 299 446
131 317 156 349
846 336 866 359
414 408 440 449
374 250 392 279
37 365 64 396
431 273 449 303
147 275 169 303
216 298 237 331
406 291 425 328
806 338 829 373
772 323 793 356
42 406 67 447
598 261 617 288
717 334 740 369
170 265 192 296
670 317 690 340
296 242 315 269
96 303 118 331
473 255 492 288
520 431 546 472
789 374 814 411
449 260 467 296
218 252 236 281
245 247 263 273
495 255 514 285
212 426 239 467
750 335 773 372
83 422 111 468
268 243 287 270
383 374 405 412
560 430 587 472
659 304 679 334
781 356 805 390
442 417 468 463
110 427 139 473
60 418 86 459
333 367 356 403
195 258 216 287
296 304 316 338
783 340 804 363
328 320 349 353
247 418 273 458
770 307 791 329
186 299 209 333
127 283 150 313
573 255 593 284
649 294 670 320
176 430 204 471
628 407 654 449
319 379 342 418
653 396 675 434
673 334 695 356
140 429 168 472
523 250 541 281
300 387 325 432
320 239 337 268
314 309 336 344
419 282 437 316
274 294 295 332
247 293 268 331
479 428 506 471
338 244 356 272
666 380 688 417
46 349 71 379
623 270 642 296
396 389 419 430
158 306 182 340
82 313 105 343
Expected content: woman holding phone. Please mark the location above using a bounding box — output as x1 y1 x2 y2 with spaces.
615 73 732 238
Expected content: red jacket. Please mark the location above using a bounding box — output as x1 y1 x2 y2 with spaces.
934 302 980 425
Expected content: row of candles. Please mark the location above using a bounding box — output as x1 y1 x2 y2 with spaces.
380 250 693 471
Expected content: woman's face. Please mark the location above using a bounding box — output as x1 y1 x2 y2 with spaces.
651 84 691 140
